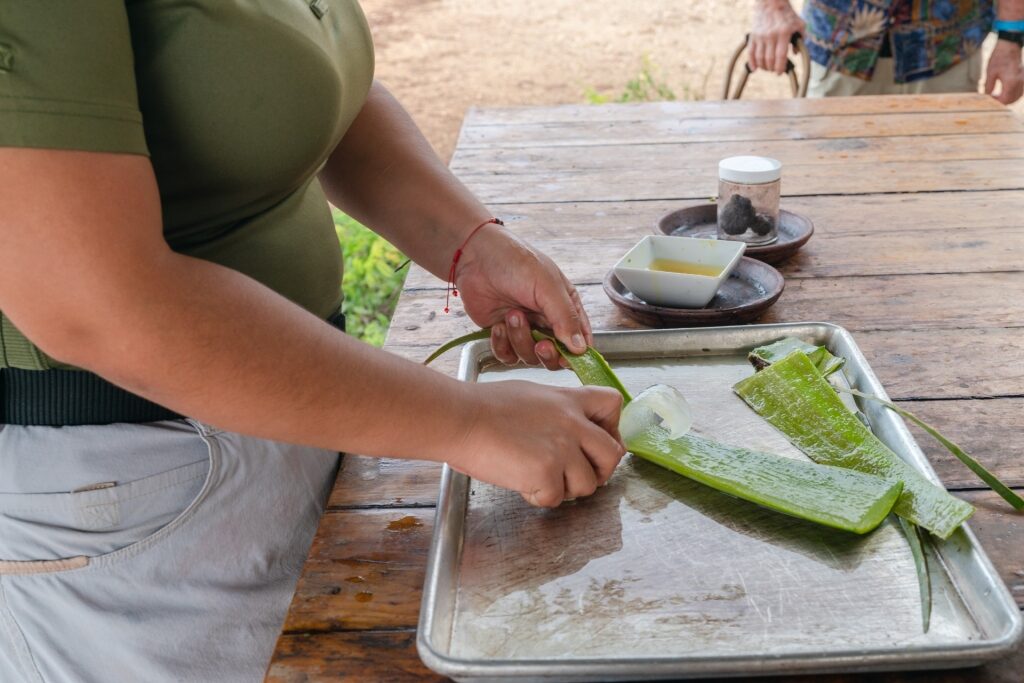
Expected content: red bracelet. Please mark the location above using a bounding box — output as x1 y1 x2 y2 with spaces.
445 217 504 313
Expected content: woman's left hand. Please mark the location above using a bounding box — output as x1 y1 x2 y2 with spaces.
454 224 592 370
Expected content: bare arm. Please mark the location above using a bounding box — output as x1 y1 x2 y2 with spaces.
319 82 592 369
0 148 623 507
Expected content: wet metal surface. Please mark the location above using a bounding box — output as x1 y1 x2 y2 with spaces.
418 325 1022 681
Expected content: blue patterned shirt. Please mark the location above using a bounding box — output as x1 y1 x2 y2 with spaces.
802 0 994 83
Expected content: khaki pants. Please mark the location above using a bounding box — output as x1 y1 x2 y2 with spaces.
808 52 983 97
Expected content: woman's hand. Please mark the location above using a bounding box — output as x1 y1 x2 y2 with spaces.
453 380 626 507
455 224 592 370
749 0 805 74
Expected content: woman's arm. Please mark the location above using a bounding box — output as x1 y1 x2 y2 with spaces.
0 148 623 507
318 82 591 369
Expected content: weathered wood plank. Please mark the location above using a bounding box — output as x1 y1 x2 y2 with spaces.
266 627 1024 683
854 328 1024 400
266 630 444 683
458 158 1024 203
451 133 1024 176
451 191 1024 240
328 456 443 509
402 228 1024 290
388 273 1024 346
463 93 1005 127
458 110 1023 149
281 509 433 633
908 399 1024 490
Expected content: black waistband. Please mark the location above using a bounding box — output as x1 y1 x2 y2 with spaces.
0 310 345 427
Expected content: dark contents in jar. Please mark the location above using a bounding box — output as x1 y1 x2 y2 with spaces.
720 194 775 236
719 194 755 235
750 213 775 235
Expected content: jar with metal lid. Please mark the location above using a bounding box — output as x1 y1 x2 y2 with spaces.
717 156 782 245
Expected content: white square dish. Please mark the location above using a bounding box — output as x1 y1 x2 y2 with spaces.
612 235 746 308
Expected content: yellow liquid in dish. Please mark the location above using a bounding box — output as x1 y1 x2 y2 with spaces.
647 258 722 277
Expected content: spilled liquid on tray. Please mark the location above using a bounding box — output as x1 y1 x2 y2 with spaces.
648 258 721 277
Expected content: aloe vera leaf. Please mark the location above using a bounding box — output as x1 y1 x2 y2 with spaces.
422 328 492 366
898 516 932 632
535 335 901 534
424 330 902 534
733 352 975 539
629 428 903 534
749 337 845 377
837 387 1024 511
529 330 632 400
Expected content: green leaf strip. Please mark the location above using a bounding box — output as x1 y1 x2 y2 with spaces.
837 387 1024 511
422 328 492 366
733 352 975 539
897 516 932 632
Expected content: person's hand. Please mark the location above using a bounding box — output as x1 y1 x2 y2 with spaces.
453 380 626 507
986 40 1024 105
749 0 805 75
455 224 592 370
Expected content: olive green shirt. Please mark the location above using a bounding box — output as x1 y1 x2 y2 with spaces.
0 0 374 369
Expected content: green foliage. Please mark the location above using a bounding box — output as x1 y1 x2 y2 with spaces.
584 56 710 104
334 210 407 347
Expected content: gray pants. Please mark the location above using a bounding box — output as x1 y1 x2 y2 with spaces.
0 419 339 682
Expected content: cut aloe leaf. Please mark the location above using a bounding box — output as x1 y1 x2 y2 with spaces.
533 333 901 534
898 516 932 632
837 387 1024 512
620 384 693 442
628 429 903 534
749 337 845 377
425 330 903 535
530 330 631 398
733 352 974 539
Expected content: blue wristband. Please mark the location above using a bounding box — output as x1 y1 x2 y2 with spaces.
994 19 1024 31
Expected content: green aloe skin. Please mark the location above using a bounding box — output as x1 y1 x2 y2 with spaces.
733 351 975 540
426 329 902 535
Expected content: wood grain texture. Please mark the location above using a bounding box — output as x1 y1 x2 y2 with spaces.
328 456 443 509
463 93 1004 126
281 509 433 633
388 273 1024 346
451 132 1024 175
266 630 445 683
459 157 1024 203
457 110 1023 149
916 400 1024 490
447 191 1024 240
403 229 1024 290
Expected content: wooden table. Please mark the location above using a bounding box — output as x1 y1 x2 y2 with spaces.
267 93 1024 682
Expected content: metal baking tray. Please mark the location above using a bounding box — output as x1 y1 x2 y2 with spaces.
417 323 1022 681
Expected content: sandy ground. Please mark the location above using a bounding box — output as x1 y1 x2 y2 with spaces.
360 0 1019 161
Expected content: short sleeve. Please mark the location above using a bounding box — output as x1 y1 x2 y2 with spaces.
0 1 148 155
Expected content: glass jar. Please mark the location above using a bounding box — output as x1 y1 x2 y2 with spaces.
717 156 782 246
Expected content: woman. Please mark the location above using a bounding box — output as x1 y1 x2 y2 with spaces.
0 1 625 681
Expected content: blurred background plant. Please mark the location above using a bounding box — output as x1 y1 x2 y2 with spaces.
335 210 407 347
584 56 712 104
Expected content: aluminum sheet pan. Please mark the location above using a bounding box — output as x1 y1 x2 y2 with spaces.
418 323 1021 682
